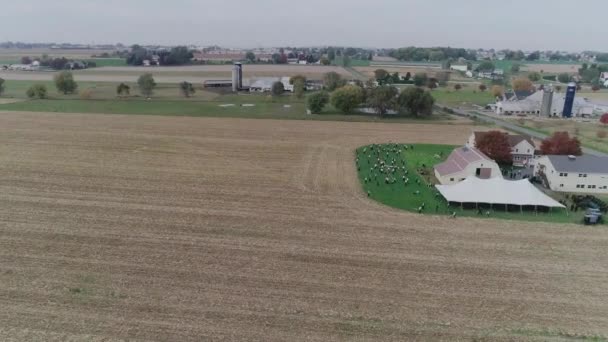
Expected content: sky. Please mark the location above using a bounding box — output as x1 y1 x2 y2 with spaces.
1 0 606 51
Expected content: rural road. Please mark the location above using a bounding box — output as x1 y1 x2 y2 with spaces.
443 105 608 157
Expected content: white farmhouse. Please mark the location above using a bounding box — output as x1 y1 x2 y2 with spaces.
467 131 537 168
450 64 468 72
535 155 608 194
434 146 502 185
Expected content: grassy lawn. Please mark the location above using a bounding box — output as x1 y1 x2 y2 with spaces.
431 87 495 107
356 143 585 224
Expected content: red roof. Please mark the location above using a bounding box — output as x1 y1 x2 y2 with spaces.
435 147 492 176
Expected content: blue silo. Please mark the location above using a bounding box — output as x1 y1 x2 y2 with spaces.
562 82 577 118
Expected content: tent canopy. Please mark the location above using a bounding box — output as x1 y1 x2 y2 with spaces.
435 177 566 208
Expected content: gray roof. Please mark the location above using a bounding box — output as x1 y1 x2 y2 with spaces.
547 155 608 174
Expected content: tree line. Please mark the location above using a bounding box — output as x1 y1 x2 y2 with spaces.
306 72 435 117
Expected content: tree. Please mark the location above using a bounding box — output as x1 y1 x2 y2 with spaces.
160 46 193 65
374 69 389 81
271 81 285 96
395 87 435 117
294 79 305 99
555 85 563 92
600 113 608 125
558 73 571 83
26 84 47 99
327 48 336 61
0 78 5 97
54 71 78 95
435 71 450 86
413 73 428 87
597 130 607 139
510 63 521 73
137 73 156 97
290 75 307 85
476 60 495 72
245 51 256 63
367 85 398 116
404 72 412 81
592 84 601 92
528 72 542 82
512 78 534 92
323 71 345 91
330 85 364 114
540 132 582 156
475 131 513 164
116 83 130 96
21 56 32 65
479 84 487 92
180 81 195 97
491 85 504 98
307 91 330 114
427 78 438 90
454 84 462 91
320 57 330 66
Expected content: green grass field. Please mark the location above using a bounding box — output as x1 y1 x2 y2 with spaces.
332 56 370 67
86 58 127 67
356 143 584 224
431 87 495 107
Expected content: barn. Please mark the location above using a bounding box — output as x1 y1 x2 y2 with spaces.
434 146 501 185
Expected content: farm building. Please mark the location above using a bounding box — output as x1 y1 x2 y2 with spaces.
249 77 294 93
436 176 565 210
496 90 594 117
535 155 608 194
434 146 501 185
450 64 468 72
467 132 536 168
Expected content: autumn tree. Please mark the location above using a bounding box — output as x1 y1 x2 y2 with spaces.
454 84 462 91
307 91 329 114
293 79 306 99
512 78 534 92
601 113 608 125
271 81 285 96
374 69 389 81
479 84 487 92
54 71 78 95
323 71 345 91
179 81 196 97
395 87 435 117
137 73 156 97
540 132 582 156
475 131 513 164
367 85 398 116
330 85 364 114
597 130 607 139
592 84 601 92
491 85 504 98
290 75 306 85
116 83 130 96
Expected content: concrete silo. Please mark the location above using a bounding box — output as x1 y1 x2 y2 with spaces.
541 88 554 117
232 62 243 92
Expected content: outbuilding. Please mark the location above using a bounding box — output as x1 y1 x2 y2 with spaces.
434 146 501 185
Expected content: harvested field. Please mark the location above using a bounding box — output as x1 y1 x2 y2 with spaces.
0 65 351 84
354 66 442 79
523 63 580 73
1 112 608 341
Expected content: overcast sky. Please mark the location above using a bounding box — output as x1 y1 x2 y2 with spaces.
1 0 605 51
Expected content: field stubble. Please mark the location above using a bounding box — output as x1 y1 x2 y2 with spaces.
0 112 607 341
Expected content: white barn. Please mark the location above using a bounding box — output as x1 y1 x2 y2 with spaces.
434 146 502 185
535 155 608 194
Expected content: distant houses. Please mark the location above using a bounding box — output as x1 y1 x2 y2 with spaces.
535 155 608 194
434 146 501 185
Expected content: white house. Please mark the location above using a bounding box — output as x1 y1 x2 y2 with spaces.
467 132 536 168
434 146 502 185
535 155 608 194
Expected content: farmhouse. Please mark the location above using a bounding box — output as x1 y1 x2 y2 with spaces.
434 146 501 185
450 64 468 72
467 132 536 167
535 155 608 194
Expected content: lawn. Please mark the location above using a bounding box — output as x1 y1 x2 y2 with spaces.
86 58 127 67
431 87 495 107
356 143 584 224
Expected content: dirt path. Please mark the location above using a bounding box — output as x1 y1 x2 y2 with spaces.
0 112 607 341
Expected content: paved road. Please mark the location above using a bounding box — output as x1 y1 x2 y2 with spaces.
442 104 608 157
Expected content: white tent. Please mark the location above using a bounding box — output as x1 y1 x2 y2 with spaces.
435 177 565 208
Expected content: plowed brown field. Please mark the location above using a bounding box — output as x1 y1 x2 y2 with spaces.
1 112 607 341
